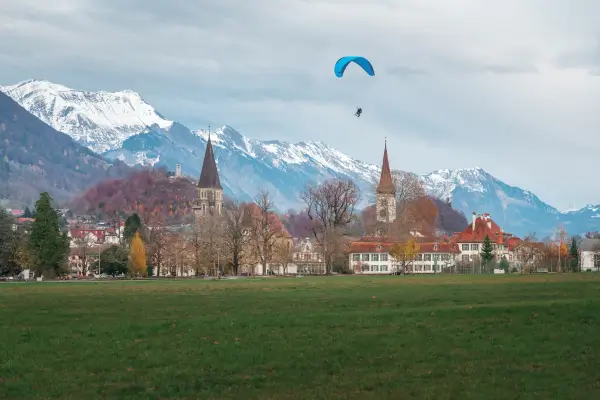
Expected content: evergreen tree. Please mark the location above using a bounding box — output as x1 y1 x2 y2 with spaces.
480 235 495 266
29 192 70 277
499 256 510 273
129 232 147 277
124 213 142 244
0 207 15 276
569 237 579 272
98 245 128 276
23 207 33 218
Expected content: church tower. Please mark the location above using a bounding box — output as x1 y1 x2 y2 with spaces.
376 140 396 223
193 128 223 222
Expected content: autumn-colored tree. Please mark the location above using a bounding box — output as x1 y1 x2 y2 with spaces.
389 237 420 273
129 232 147 277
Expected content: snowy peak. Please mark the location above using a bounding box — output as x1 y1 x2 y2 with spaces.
0 79 172 153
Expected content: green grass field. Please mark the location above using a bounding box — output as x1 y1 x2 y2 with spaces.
2 274 600 399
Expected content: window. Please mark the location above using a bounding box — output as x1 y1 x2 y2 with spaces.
417 254 423 261
371 265 379 272
381 265 388 272
380 254 388 261
424 254 432 261
462 254 469 262
362 264 369 272
362 254 369 261
462 244 469 251
433 254 440 261
441 254 450 261
433 244 438 251
371 254 379 261
492 244 497 250
471 244 479 251
595 255 600 269
425 265 431 271
352 254 360 261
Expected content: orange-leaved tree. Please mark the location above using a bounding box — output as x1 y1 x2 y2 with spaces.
129 232 147 277
389 237 420 273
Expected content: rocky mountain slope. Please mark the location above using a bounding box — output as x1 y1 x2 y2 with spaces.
2 79 597 237
0 89 131 205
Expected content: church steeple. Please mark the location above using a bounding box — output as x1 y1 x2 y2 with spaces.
197 130 222 190
377 139 395 194
193 125 223 219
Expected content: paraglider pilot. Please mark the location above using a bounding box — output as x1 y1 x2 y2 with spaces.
355 107 362 117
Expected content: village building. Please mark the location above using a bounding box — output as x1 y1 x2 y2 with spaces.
579 239 600 272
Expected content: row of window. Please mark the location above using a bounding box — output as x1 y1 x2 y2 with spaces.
461 244 506 251
360 265 390 272
353 253 390 262
461 254 514 262
352 253 451 262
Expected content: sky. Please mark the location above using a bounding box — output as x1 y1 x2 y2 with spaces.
0 0 599 211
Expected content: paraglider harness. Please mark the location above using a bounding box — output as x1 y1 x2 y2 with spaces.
355 107 362 117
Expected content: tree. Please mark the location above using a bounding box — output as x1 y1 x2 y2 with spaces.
249 190 280 275
99 245 128 276
29 192 70 277
389 237 420 273
514 233 541 273
301 179 360 275
0 207 15 276
123 213 142 244
23 207 33 218
569 237 579 272
193 213 224 276
274 238 294 275
146 221 169 277
222 200 249 276
480 235 495 266
499 256 510 273
129 232 147 277
72 233 96 276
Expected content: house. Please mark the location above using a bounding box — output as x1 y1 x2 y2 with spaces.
68 229 106 247
579 239 600 272
349 236 460 274
290 237 325 275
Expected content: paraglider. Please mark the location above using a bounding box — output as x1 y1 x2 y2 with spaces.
334 56 375 78
334 56 374 117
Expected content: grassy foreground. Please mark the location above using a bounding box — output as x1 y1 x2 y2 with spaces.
2 275 600 399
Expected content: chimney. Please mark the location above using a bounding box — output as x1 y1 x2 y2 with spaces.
472 212 476 230
487 214 491 229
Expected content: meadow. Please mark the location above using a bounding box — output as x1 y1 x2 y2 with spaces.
2 274 600 399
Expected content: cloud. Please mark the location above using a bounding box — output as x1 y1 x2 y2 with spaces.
0 0 599 211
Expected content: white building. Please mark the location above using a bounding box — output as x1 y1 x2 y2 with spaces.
579 239 600 272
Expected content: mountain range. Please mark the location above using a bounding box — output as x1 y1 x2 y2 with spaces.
0 87 130 206
1 79 598 237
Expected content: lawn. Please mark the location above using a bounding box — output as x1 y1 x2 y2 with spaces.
2 274 600 399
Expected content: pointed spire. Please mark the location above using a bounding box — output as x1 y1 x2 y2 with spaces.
197 125 222 189
377 139 395 194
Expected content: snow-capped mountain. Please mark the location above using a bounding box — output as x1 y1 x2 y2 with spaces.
2 79 599 237
0 79 172 153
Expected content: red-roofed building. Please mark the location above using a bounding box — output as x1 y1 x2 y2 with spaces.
68 229 106 247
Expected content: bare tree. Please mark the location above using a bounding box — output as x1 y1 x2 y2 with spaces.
72 233 96 276
301 179 360 275
146 221 169 277
249 190 280 275
274 238 294 275
222 200 249 276
514 233 542 273
193 213 224 276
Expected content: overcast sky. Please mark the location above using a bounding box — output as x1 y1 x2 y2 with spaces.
1 0 599 210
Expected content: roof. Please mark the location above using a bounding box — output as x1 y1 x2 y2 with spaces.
70 229 106 240
197 134 222 189
580 239 600 251
454 213 504 243
376 141 395 194
349 236 460 254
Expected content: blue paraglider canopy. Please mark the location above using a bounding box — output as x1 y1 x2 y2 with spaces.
334 56 375 78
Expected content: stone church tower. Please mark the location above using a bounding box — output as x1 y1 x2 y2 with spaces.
376 140 396 223
193 131 223 222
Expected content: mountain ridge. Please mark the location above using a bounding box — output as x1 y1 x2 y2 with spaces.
2 78 598 237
